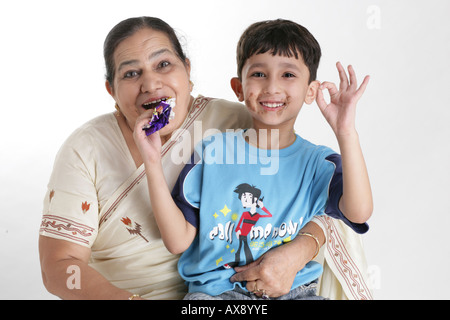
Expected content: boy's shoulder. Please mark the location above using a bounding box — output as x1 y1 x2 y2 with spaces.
296 135 339 159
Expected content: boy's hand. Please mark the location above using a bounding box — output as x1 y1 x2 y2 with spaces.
133 110 163 165
316 62 369 136
317 63 373 224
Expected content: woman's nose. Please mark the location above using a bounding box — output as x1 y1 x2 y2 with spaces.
140 71 162 93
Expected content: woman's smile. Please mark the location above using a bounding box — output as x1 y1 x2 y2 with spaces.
141 96 173 110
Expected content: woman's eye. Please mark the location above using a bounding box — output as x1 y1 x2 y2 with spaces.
158 61 170 69
124 71 140 79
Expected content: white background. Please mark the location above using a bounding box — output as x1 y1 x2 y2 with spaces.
1 0 449 300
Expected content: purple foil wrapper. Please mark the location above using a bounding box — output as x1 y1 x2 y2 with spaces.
143 101 172 136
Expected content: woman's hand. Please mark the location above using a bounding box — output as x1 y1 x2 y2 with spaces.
133 110 163 165
230 221 324 298
316 62 369 137
230 241 301 298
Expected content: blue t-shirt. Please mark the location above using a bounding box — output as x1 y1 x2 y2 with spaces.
172 130 368 295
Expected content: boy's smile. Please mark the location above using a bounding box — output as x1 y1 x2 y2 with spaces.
231 52 319 134
259 101 287 112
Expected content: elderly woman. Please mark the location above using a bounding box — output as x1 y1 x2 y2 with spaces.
39 16 371 300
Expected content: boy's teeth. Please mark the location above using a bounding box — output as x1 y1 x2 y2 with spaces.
262 102 284 108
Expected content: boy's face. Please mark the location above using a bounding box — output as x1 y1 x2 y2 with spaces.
231 52 319 130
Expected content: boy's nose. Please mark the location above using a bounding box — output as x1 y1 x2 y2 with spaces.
263 77 281 94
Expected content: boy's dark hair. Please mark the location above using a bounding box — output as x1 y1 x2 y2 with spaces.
236 19 321 83
234 183 261 202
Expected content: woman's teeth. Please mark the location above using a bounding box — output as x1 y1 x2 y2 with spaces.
142 98 169 110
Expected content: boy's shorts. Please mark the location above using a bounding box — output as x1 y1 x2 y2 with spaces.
183 279 326 300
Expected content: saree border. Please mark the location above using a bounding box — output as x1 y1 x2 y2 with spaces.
40 214 95 246
317 216 373 300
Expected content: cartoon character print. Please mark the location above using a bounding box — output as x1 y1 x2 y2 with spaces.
225 183 272 268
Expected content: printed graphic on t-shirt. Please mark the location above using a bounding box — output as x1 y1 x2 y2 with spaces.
208 183 304 269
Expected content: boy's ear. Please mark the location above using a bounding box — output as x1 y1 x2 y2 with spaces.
305 80 320 105
230 77 244 102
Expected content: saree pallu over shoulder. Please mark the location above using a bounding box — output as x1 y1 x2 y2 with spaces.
313 216 374 300
97 96 216 230
98 167 146 228
89 162 186 300
89 96 225 298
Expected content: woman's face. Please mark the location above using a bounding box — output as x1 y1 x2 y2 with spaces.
106 28 192 136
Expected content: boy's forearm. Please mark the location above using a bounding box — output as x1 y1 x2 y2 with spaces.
336 130 373 223
145 162 195 254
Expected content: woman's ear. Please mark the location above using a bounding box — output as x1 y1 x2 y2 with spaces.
305 80 320 105
185 58 191 77
105 81 114 97
230 77 244 102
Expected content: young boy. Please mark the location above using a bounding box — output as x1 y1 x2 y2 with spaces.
137 19 372 300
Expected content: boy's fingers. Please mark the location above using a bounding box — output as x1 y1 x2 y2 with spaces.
320 81 338 96
336 61 349 91
316 82 337 112
347 65 358 90
315 86 327 111
356 75 370 98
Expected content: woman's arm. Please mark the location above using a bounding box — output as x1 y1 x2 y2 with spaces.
230 220 325 298
39 236 138 299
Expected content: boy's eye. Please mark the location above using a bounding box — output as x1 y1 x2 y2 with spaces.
251 72 265 78
283 72 296 78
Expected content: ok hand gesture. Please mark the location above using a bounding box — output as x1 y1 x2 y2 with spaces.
316 62 370 137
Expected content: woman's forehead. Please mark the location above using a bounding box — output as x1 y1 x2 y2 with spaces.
114 28 173 66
